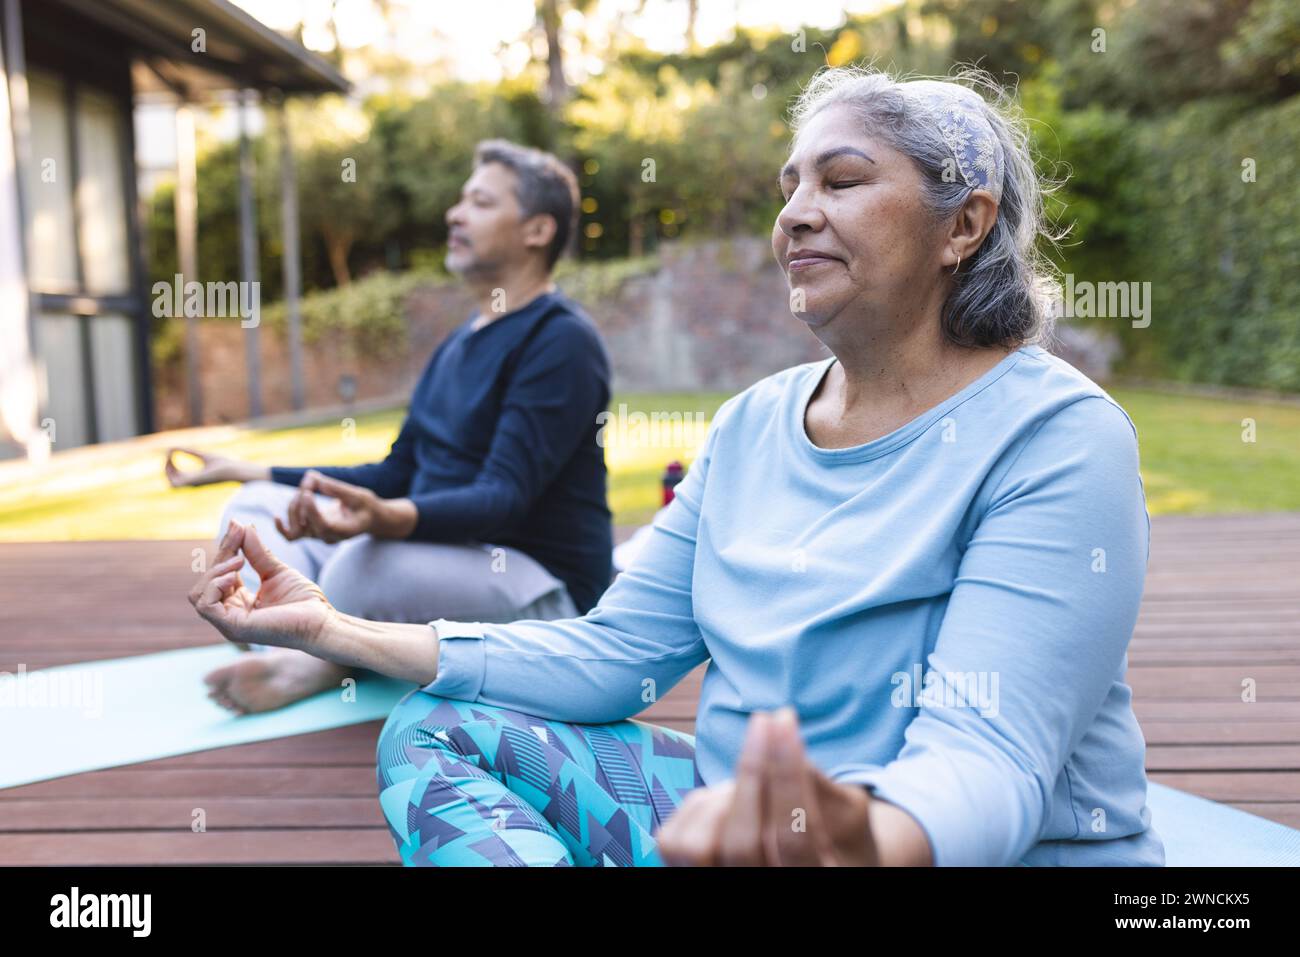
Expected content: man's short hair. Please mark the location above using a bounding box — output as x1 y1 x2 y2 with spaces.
473 139 580 270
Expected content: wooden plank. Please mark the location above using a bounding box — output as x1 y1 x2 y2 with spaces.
1129 650 1300 666
1148 772 1300 803
0 797 386 831
1133 623 1300 637
0 766 380 800
1140 720 1300 745
1145 745 1300 771
1127 666 1300 700
1134 701 1300 721
0 829 399 865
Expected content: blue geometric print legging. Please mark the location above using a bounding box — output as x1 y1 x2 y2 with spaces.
376 689 705 866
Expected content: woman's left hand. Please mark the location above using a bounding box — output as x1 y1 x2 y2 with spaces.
655 707 880 866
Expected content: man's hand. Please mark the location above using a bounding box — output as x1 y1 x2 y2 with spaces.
655 707 881 866
189 520 336 651
276 471 417 543
165 447 269 487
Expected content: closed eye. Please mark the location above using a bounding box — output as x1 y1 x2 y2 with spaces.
779 179 865 202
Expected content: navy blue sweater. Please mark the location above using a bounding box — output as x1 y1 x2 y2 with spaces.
271 290 613 614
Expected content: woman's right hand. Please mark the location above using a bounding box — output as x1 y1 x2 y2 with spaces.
166 447 267 487
190 520 336 651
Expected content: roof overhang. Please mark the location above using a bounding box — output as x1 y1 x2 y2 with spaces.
46 0 350 97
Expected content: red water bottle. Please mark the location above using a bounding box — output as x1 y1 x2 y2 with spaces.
662 461 684 505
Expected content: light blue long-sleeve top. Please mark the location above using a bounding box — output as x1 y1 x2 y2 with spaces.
422 343 1165 867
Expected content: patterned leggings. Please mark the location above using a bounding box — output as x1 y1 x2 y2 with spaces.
376 689 705 866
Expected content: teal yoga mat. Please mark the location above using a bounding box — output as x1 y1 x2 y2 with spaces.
1146 781 1300 867
0 644 413 790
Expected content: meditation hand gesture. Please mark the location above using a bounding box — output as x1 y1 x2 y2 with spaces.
655 707 882 866
276 471 416 543
190 520 336 652
165 447 268 487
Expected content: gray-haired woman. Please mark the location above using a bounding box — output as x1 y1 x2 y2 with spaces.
191 66 1163 866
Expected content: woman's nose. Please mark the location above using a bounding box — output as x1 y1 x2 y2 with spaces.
776 186 824 237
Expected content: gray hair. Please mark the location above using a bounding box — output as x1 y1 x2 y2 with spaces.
787 65 1062 350
473 139 580 270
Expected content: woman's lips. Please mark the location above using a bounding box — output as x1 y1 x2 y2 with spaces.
788 255 839 271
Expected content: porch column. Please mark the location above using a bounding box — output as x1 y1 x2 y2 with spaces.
237 86 261 419
174 99 201 425
275 95 304 411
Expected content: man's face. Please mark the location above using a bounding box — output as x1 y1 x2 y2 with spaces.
444 162 535 278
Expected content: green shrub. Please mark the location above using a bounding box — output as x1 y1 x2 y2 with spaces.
1121 95 1300 391
259 269 446 360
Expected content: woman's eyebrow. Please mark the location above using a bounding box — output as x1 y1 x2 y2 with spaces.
780 146 876 181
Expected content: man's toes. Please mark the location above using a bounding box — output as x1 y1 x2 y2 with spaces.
209 688 244 713
203 662 239 689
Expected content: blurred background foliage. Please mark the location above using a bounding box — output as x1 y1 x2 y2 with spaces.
146 0 1300 390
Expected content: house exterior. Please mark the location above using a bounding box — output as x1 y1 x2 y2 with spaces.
0 0 346 459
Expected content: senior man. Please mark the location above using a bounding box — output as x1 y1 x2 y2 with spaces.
167 140 612 714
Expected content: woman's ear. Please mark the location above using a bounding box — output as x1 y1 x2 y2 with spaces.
942 191 998 269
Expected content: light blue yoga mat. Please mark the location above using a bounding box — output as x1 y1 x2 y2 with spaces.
0 644 413 790
1146 781 1300 867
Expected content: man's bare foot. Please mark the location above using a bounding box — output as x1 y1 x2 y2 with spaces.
204 648 351 714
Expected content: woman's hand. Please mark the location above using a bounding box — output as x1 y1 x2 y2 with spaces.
275 471 417 543
655 707 881 866
165 447 268 487
190 520 336 651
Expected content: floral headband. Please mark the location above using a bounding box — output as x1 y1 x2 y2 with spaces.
900 80 1005 202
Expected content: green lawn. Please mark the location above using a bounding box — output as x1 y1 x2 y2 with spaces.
1110 387 1300 514
0 392 729 541
0 386 1295 542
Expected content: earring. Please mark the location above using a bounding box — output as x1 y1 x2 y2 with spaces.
952 253 962 275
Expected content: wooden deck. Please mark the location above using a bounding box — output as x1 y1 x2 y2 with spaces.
1 513 1297 864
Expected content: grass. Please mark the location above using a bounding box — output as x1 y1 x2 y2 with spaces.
0 386 1295 542
1108 386 1300 514
0 393 730 541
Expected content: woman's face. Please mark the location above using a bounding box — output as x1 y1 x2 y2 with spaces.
773 103 945 332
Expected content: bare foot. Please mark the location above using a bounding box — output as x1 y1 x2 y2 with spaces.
204 648 351 714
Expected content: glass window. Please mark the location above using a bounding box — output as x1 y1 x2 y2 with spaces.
24 70 77 292
88 313 138 442
75 87 130 296
33 313 89 449
23 70 143 450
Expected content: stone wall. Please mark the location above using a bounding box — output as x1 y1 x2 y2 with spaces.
153 236 1114 428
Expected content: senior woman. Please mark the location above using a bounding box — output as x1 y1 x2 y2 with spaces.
190 65 1164 867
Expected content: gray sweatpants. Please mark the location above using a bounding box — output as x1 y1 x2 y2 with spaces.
219 481 578 627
